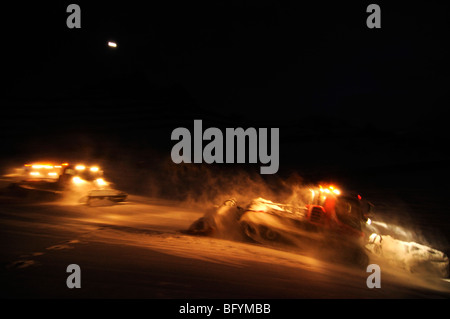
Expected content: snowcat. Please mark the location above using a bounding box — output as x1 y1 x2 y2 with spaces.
188 185 373 267
188 185 449 275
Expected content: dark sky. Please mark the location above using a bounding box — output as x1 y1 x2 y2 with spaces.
2 1 450 183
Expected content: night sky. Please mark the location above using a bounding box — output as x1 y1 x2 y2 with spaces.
2 1 450 190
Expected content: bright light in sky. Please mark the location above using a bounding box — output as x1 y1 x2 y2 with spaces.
108 41 117 48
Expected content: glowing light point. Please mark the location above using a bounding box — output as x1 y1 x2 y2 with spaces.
108 41 117 48
96 178 108 186
72 176 84 184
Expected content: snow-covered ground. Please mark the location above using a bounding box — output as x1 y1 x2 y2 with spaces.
1 190 449 299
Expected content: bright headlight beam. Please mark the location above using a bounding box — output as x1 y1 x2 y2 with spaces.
72 176 84 184
96 178 108 186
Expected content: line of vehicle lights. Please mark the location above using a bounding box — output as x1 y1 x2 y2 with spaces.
309 185 341 198
26 163 99 172
29 171 58 176
309 185 371 224
28 171 106 186
75 165 99 172
72 176 107 186
25 163 103 185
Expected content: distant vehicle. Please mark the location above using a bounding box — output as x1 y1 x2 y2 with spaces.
15 162 127 204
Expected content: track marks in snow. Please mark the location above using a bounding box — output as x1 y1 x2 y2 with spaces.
6 259 38 269
4 239 86 271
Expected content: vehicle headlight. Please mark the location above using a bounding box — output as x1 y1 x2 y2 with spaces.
95 178 108 186
72 176 84 184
